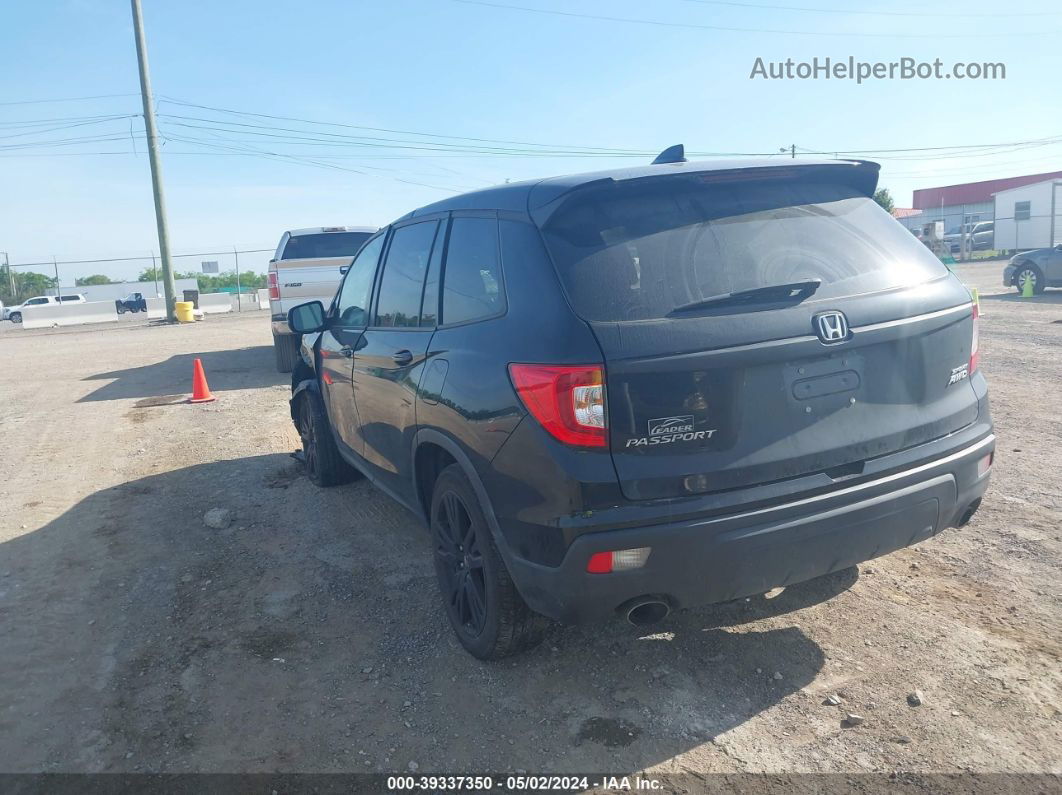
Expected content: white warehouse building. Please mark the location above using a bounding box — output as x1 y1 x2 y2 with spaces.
993 178 1062 252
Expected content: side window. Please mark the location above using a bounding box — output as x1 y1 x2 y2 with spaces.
442 217 504 326
1015 201 1031 221
335 234 385 327
419 219 447 327
28 298 48 305
374 221 439 328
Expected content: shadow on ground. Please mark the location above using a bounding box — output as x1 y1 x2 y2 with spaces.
78 346 285 402
0 455 852 773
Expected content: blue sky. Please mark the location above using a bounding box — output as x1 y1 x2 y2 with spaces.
2 0 1060 282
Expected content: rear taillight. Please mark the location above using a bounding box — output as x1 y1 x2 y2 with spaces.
586 547 651 573
969 302 980 374
508 364 607 448
267 271 280 301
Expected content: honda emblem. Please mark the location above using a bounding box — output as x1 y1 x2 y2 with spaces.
815 311 849 344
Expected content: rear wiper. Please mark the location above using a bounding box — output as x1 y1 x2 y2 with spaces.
669 279 822 315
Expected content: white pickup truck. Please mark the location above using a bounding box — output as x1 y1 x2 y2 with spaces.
267 226 377 372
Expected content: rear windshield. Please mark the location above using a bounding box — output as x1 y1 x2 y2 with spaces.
539 178 949 322
281 232 372 260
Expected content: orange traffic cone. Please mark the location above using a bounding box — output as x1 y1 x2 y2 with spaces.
189 358 216 403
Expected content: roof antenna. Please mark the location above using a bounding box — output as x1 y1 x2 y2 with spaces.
651 144 686 165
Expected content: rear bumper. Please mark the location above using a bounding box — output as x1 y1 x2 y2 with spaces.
505 434 994 624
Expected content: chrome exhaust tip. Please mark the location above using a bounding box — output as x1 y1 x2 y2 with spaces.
625 599 671 627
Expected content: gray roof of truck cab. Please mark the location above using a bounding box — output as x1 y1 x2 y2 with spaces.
400 157 880 222
286 225 378 236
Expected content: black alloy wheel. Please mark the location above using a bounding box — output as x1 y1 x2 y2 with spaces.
434 488 488 637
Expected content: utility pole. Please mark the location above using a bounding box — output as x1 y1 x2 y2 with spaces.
1 252 12 302
1051 181 1059 248
54 257 62 300
791 144 796 159
130 0 177 322
233 246 242 312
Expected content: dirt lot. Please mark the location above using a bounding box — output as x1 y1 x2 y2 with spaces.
0 261 1059 778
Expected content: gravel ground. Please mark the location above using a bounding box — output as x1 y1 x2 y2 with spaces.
0 262 1059 778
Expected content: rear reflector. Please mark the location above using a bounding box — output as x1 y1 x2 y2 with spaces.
508 364 607 448
969 302 980 374
977 452 993 477
267 271 280 301
586 547 651 573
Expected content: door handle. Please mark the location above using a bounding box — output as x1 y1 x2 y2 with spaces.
339 346 354 358
392 349 413 365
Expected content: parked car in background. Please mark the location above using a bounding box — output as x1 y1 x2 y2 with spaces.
1003 244 1062 294
115 292 148 313
3 294 86 323
285 155 993 659
945 221 994 254
267 226 377 372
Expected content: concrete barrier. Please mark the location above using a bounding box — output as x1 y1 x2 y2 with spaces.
20 301 119 329
257 288 270 307
230 293 266 312
146 297 167 319
199 293 234 314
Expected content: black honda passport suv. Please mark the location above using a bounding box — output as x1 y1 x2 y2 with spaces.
286 154 994 659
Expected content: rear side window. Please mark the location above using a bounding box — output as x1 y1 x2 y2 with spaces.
281 231 373 260
540 178 950 322
375 221 440 328
335 234 385 326
442 218 504 325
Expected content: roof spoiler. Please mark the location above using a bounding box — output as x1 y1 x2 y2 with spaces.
529 159 881 225
651 144 687 165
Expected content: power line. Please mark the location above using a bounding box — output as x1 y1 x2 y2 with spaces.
0 116 140 141
0 113 139 127
0 93 140 107
448 0 1059 37
678 0 1062 17
156 96 650 154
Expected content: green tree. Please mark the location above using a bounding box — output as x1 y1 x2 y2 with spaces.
134 268 266 293
75 274 114 286
873 187 895 214
0 270 57 305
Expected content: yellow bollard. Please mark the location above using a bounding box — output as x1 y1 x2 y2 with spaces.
175 301 195 323
1021 274 1035 299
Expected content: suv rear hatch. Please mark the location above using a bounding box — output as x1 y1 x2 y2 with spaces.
536 163 980 501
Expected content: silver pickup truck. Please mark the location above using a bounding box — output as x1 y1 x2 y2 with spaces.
267 226 377 371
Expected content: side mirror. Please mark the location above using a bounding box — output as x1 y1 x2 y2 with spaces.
288 301 326 334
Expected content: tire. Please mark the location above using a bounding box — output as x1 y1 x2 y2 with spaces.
116 306 126 315
295 390 356 487
1015 263 1045 295
10 312 21 324
430 464 545 659
274 333 300 373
